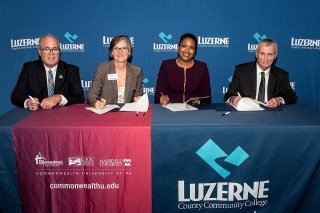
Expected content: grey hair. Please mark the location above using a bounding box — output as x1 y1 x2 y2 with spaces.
256 38 278 55
38 34 60 49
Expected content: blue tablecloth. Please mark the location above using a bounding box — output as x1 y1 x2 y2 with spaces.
152 104 320 212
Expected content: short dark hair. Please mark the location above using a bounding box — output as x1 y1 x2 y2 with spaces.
178 33 198 55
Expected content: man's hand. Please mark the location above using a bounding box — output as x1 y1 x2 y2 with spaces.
230 95 241 106
27 97 40 111
267 97 281 108
40 95 61 109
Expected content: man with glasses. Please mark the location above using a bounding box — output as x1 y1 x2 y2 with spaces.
11 34 84 110
224 38 297 108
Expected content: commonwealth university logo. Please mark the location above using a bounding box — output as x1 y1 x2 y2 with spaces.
196 139 249 179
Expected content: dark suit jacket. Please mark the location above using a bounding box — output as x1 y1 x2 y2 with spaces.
224 61 297 104
87 60 143 105
11 59 84 107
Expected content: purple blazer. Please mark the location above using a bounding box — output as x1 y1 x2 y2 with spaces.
155 59 211 103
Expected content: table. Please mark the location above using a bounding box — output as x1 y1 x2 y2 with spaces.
1 103 320 213
152 104 320 213
1 104 151 213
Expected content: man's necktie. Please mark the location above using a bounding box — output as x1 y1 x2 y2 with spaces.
47 70 54 96
258 72 265 102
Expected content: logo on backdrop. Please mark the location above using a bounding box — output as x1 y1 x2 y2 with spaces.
143 77 155 95
68 156 94 166
64 32 78 43
35 152 63 167
159 32 173 43
177 139 269 211
10 37 40 50
197 36 230 48
153 32 178 52
291 37 320 50
102 36 135 47
60 32 85 52
81 80 92 91
248 32 267 52
196 139 249 179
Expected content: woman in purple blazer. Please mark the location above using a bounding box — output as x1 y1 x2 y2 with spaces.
155 33 212 105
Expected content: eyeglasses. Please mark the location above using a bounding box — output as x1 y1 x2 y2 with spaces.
113 47 129 52
41 48 60 54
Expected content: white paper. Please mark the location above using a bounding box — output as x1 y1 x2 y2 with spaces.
163 103 198 112
86 104 120 114
232 97 265 111
120 93 149 112
185 96 210 104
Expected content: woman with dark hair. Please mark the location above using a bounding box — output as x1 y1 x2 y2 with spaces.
155 33 211 105
87 35 143 108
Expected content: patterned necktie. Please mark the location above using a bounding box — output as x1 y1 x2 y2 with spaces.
258 72 265 102
47 70 54 96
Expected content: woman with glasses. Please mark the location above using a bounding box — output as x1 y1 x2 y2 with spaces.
87 35 143 108
11 34 84 110
155 33 211 106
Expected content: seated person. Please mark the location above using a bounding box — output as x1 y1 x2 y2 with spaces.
155 33 211 105
11 34 84 111
224 38 297 108
87 35 143 109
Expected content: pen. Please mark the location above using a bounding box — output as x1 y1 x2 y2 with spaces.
222 111 230 116
28 95 40 104
237 92 241 97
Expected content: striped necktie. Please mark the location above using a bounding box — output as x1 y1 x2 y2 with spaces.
47 70 54 96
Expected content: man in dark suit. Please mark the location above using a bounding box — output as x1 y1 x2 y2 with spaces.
11 34 84 110
224 38 297 108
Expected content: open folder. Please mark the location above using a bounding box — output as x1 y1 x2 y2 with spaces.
119 93 149 112
86 93 149 114
231 97 266 111
163 96 210 112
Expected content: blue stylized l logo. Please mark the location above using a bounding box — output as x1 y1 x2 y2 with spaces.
253 32 267 42
158 32 173 43
64 32 78 43
196 139 249 179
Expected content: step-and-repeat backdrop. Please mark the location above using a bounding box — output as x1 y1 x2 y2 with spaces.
1 0 319 115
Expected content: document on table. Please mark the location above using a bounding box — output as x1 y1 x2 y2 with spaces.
231 97 266 111
185 96 210 104
120 93 149 112
86 105 120 114
163 103 198 112
162 96 209 112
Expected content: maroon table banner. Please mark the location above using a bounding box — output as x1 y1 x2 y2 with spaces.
13 104 152 213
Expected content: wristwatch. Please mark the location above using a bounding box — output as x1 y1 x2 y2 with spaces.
277 97 285 105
